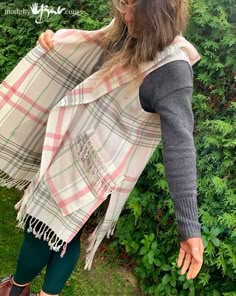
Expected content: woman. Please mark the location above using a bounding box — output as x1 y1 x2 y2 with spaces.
0 0 204 295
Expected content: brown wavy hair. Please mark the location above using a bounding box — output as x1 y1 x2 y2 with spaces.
99 0 190 87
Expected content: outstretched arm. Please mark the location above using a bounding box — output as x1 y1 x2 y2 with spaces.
139 60 204 279
156 85 204 279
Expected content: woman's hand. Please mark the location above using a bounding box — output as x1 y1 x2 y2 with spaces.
177 237 204 280
36 29 54 51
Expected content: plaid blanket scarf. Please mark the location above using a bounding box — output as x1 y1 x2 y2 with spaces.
0 20 200 270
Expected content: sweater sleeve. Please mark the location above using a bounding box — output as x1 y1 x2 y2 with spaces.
139 60 201 241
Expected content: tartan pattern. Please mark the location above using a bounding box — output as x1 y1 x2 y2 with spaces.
0 20 200 270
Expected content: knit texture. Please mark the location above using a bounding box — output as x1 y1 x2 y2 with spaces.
140 60 201 240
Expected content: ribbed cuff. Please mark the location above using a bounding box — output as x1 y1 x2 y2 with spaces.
172 195 201 241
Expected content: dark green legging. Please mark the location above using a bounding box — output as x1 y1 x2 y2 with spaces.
13 220 85 295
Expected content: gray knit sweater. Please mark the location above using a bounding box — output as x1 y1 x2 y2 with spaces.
93 58 201 241
140 60 201 241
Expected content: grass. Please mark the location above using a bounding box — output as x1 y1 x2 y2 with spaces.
0 186 143 295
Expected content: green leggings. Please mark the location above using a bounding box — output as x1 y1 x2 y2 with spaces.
14 220 84 295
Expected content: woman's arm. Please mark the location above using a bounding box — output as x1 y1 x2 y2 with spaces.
139 60 204 280
140 60 201 241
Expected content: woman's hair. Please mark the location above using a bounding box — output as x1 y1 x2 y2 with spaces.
99 0 190 87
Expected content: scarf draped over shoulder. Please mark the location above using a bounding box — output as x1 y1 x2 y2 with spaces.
0 19 200 270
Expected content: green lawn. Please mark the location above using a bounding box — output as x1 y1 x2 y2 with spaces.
0 186 142 295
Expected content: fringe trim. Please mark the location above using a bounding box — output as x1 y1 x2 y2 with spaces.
106 220 118 238
0 170 30 190
61 243 68 258
84 218 118 271
76 133 118 196
15 173 40 225
16 214 66 253
14 172 66 255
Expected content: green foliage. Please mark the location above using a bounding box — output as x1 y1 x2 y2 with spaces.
0 0 111 82
0 0 235 295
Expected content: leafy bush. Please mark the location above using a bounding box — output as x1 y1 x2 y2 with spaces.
0 0 110 81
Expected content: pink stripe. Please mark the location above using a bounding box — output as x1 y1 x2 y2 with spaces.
43 108 66 172
80 31 94 42
80 30 105 45
111 145 134 178
97 146 134 197
113 67 124 85
104 75 112 92
1 81 48 113
67 198 104 242
66 131 73 142
58 185 91 207
51 107 65 153
125 175 138 182
43 145 58 152
73 87 93 95
109 120 150 191
45 132 64 140
45 170 64 205
0 63 35 109
43 108 71 207
0 94 46 125
115 187 131 193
